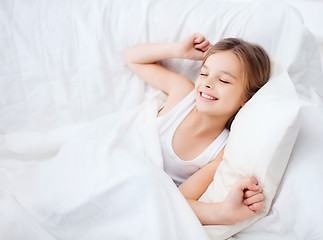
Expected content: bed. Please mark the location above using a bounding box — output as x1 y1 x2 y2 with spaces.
1 0 323 239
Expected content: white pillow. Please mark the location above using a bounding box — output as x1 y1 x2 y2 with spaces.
199 62 301 239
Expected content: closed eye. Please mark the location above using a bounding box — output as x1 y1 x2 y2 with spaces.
200 73 208 77
220 79 230 84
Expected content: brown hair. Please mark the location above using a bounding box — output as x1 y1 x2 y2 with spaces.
202 38 271 129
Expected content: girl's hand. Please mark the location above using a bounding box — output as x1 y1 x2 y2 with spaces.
179 33 213 60
243 184 264 213
223 177 264 224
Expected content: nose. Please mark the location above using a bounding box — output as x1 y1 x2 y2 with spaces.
203 78 213 89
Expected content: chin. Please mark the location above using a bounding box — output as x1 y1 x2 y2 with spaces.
195 102 212 114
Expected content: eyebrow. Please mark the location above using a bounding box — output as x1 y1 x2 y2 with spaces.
202 64 238 80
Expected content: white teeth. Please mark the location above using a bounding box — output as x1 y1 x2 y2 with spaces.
201 92 216 100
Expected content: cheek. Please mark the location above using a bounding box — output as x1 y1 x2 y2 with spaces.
235 92 248 109
223 88 246 107
194 79 203 93
194 77 202 87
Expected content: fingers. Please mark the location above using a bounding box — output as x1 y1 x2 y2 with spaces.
244 190 265 214
234 177 265 213
244 192 264 206
193 33 212 52
248 201 264 213
235 177 259 192
247 177 259 190
244 186 262 198
195 41 211 52
193 33 205 44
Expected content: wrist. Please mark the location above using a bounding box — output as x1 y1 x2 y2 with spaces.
215 202 235 225
168 41 185 59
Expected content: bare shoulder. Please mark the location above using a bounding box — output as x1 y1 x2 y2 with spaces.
158 79 194 116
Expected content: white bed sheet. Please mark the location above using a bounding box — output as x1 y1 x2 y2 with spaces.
3 93 209 240
1 0 323 239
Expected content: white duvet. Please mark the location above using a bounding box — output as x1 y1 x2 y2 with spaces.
1 0 323 239
2 92 211 240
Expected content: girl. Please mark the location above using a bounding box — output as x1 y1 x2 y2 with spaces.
123 33 271 225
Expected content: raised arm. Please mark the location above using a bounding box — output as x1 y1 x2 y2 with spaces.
123 33 212 98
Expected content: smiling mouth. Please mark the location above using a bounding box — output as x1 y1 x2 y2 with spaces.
200 92 218 101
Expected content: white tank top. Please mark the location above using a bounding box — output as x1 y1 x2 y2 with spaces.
156 91 229 186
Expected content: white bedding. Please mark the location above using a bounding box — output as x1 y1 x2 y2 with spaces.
1 0 323 239
3 92 210 240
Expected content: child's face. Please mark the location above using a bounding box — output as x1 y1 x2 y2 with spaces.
194 50 247 120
